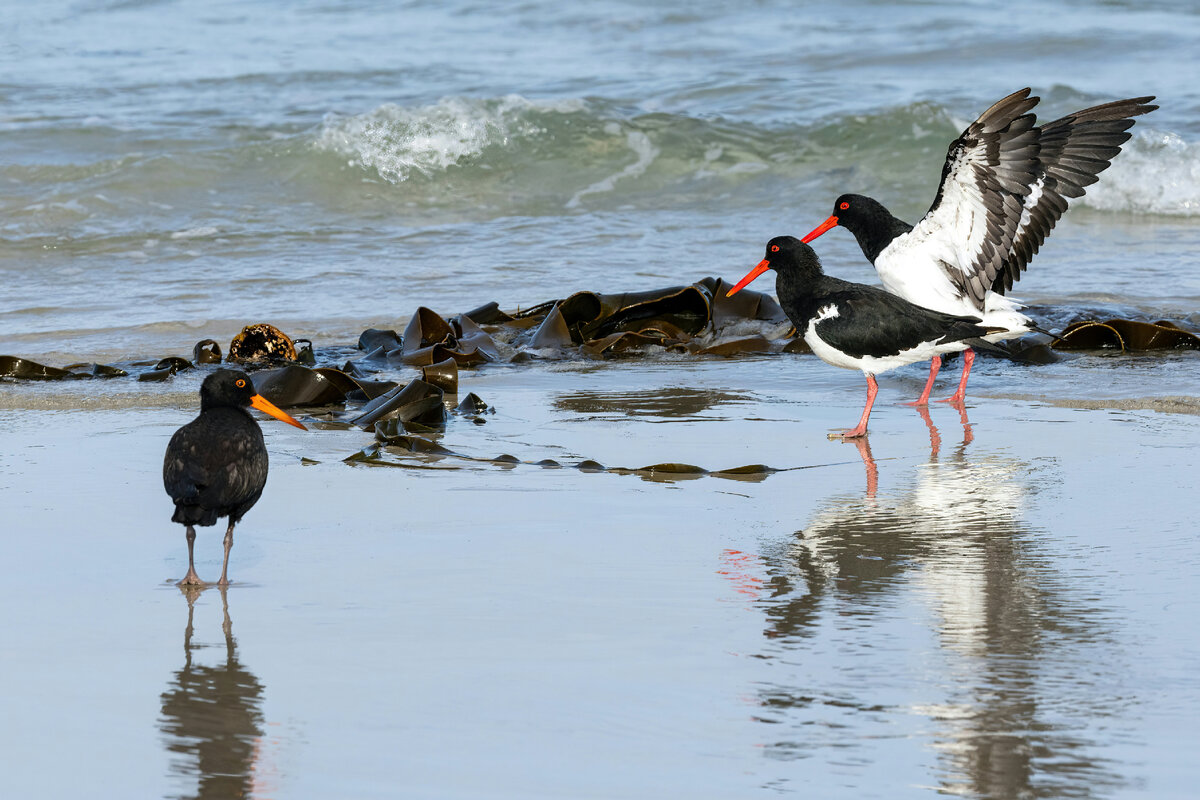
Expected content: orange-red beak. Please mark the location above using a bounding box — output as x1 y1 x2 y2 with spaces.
801 215 839 243
250 393 308 430
726 259 771 297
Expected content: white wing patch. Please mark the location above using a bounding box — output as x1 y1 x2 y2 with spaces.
815 303 840 322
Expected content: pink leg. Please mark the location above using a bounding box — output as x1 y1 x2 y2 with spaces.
915 404 942 459
938 348 974 404
849 436 878 497
837 374 878 439
904 355 942 407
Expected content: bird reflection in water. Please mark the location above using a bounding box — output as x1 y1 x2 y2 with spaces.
160 587 269 800
735 406 1122 797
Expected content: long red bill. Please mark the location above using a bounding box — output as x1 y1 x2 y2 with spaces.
800 215 839 243
726 259 771 297
250 393 308 430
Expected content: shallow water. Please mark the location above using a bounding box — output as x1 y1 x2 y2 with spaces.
4 361 1200 798
3 1 1200 798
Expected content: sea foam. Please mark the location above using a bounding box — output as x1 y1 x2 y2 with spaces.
1080 131 1200 216
314 95 582 183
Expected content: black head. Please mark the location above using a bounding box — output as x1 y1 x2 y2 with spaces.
801 193 908 265
727 236 823 297
762 236 823 273
198 369 307 429
199 369 257 410
830 194 879 230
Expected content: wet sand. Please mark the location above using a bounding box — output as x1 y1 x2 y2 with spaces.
2 355 1199 798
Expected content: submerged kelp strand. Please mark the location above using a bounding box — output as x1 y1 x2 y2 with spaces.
1054 319 1200 351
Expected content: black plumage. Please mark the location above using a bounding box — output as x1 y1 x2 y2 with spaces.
163 369 306 586
728 237 1001 438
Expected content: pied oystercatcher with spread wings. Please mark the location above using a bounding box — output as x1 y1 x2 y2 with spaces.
800 89 1157 404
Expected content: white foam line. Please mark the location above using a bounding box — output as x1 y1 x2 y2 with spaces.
566 128 659 209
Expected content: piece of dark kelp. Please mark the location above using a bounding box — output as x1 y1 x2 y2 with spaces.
138 357 193 382
462 301 515 325
421 357 459 395
63 362 128 378
1053 319 1200 352
708 277 790 328
192 340 223 364
358 328 403 354
349 378 446 430
252 364 396 407
1 356 133 380
0 356 73 380
228 323 297 363
400 307 499 366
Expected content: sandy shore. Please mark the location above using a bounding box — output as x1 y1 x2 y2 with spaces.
3 354 1199 798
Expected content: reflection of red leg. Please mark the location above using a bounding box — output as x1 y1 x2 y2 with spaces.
850 436 878 497
939 348 974 404
905 355 941 407
956 398 974 447
915 404 942 459
840 374 878 439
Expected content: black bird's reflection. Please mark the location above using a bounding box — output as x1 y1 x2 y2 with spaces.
749 409 1122 798
160 587 266 800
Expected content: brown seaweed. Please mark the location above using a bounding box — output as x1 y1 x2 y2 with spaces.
0 356 133 380
400 307 499 366
251 364 397 407
192 339 223 364
1 356 73 380
138 357 193 382
350 378 446 430
1054 319 1200 352
421 358 459 395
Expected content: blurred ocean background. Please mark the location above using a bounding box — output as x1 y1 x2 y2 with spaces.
1 0 1197 364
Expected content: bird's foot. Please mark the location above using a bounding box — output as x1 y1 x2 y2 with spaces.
902 398 931 407
829 427 868 440
177 568 207 588
936 394 967 406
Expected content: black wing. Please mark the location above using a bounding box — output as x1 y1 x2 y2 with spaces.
916 89 1043 307
992 95 1157 293
816 285 994 359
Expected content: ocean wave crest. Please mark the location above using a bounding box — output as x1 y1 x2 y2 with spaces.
1078 131 1200 216
313 95 584 183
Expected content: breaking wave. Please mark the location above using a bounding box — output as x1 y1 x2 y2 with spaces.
1077 131 1200 216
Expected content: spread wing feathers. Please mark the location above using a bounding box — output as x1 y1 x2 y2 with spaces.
816 288 997 360
992 95 1158 293
921 89 1043 308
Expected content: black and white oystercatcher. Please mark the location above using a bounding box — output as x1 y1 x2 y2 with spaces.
163 369 306 586
801 89 1156 404
727 236 1003 438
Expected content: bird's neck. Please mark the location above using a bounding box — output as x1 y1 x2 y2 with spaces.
849 207 912 264
773 264 829 326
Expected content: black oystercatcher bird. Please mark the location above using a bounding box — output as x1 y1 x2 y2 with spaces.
727 236 1003 439
163 369 306 586
800 89 1156 404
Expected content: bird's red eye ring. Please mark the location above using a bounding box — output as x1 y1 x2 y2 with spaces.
839 201 849 211
235 379 246 388
770 244 780 252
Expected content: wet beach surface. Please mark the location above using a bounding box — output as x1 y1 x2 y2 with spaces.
3 351 1200 798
